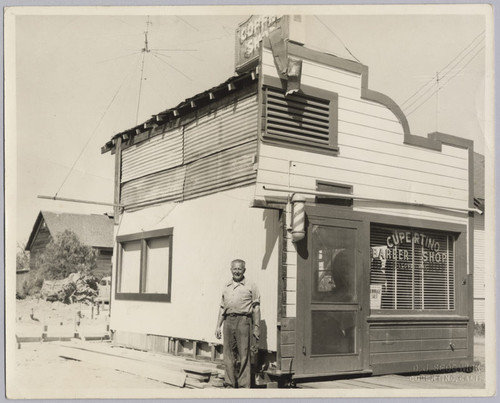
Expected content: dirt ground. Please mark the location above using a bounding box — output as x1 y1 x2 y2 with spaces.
8 342 177 399
15 298 110 340
9 299 489 398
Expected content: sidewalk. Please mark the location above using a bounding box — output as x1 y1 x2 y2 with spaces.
296 336 485 389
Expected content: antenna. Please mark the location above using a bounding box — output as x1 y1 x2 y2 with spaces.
136 16 152 124
142 16 152 53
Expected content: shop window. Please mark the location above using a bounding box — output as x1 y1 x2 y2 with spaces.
263 85 338 153
116 228 173 302
370 225 455 311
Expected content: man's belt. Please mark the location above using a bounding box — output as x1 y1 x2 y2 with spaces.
226 313 252 317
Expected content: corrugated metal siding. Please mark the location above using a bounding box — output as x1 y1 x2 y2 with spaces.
184 141 257 200
121 166 186 207
121 128 183 183
473 213 485 323
184 95 258 163
119 92 259 208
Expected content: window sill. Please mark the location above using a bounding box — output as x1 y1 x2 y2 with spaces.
115 293 171 302
367 314 469 323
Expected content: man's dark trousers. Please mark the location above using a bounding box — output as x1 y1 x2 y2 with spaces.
223 315 252 388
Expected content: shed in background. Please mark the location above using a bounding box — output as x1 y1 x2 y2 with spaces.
25 211 115 279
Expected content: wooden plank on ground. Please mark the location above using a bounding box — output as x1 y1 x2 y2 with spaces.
103 344 221 372
57 345 186 387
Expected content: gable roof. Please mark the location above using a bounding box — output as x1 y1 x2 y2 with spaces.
26 211 114 251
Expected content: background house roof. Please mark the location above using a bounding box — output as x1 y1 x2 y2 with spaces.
26 211 114 251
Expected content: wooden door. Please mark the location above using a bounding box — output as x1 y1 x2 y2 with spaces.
296 215 366 375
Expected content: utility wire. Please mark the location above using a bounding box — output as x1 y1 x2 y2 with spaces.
403 39 484 112
54 53 143 198
400 30 484 108
151 51 192 81
314 15 362 64
177 16 199 32
149 54 179 100
406 45 484 117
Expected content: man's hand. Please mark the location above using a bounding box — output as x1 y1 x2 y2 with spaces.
253 325 260 340
215 327 222 339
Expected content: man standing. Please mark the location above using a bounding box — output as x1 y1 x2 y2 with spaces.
215 259 260 388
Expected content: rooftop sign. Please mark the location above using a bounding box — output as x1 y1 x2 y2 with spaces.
235 15 288 73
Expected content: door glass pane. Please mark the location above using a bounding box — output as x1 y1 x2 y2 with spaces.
312 225 356 303
144 237 170 294
311 311 356 355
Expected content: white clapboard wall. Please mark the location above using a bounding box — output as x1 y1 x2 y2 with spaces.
256 48 470 224
473 212 485 323
256 47 470 319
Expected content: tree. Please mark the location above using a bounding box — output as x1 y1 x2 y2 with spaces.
16 243 30 272
38 230 98 280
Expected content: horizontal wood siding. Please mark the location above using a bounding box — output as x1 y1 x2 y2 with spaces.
94 249 112 279
369 323 469 367
473 213 485 323
184 95 258 163
29 226 51 270
121 128 183 183
184 141 257 200
257 49 470 216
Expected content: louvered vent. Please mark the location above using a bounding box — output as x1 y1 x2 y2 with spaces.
264 86 338 152
370 225 455 311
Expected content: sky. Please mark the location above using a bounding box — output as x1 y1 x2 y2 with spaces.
8 5 490 246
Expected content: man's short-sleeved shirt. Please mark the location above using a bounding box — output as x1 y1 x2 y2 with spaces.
220 277 260 315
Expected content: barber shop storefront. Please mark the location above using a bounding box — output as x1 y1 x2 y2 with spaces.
103 14 476 385
292 207 470 378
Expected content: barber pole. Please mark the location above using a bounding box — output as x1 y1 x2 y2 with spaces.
291 194 306 242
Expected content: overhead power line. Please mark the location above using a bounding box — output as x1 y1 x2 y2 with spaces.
314 16 362 64
401 30 485 109
54 53 143 198
403 38 484 112
406 44 484 117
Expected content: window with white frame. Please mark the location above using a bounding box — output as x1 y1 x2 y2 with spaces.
370 224 455 311
116 228 172 302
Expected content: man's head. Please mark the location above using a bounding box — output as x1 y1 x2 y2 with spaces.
231 259 246 282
